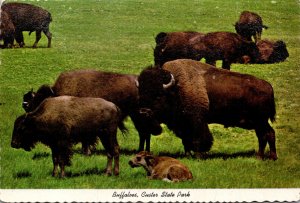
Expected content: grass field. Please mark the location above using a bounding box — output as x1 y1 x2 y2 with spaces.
0 0 299 189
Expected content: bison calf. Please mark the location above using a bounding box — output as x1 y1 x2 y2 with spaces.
129 151 193 182
11 96 124 177
235 10 268 43
1 2 52 48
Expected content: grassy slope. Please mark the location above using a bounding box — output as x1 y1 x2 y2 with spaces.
0 0 299 188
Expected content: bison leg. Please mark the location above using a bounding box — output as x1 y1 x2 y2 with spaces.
221 60 231 70
51 151 59 177
43 28 52 48
113 145 120 176
15 31 25 47
33 31 42 48
255 123 277 160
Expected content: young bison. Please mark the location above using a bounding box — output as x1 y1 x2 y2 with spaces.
1 2 52 48
11 96 125 178
235 11 268 43
129 151 193 182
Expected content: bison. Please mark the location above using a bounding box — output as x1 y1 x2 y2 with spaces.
137 59 277 160
154 31 260 70
237 39 289 64
0 10 15 48
235 11 268 43
129 151 193 182
1 2 52 48
11 96 125 177
22 70 161 154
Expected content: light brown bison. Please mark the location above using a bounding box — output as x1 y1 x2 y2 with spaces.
22 70 162 154
1 2 52 48
0 10 15 48
129 151 193 182
12 96 124 178
137 59 277 160
154 31 260 70
235 11 268 43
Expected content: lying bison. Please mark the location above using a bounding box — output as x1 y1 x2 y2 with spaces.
0 11 15 48
129 151 193 182
137 59 277 160
22 70 161 154
1 2 52 48
154 31 260 70
235 11 268 43
238 39 289 64
12 96 125 177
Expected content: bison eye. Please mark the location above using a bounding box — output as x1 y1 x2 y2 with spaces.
136 157 141 161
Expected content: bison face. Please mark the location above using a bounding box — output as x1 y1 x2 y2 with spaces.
137 67 176 123
11 114 36 151
270 41 289 63
22 90 36 112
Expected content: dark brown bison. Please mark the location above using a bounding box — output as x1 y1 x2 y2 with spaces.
1 2 52 48
235 11 268 43
137 59 277 160
12 96 124 177
0 10 15 48
237 39 289 64
129 151 193 182
22 70 161 154
154 31 260 70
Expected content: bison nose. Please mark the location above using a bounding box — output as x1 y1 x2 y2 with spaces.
11 140 20 149
128 160 136 168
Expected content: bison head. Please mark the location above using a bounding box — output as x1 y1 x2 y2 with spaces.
269 40 289 63
137 66 176 123
11 114 37 151
22 85 54 112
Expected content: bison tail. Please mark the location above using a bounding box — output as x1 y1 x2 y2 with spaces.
116 106 128 135
269 88 276 123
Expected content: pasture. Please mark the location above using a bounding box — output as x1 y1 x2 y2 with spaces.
0 0 299 189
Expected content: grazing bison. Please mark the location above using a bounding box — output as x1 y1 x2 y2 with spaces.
22 70 161 154
1 2 52 48
235 11 268 43
137 59 277 160
0 10 15 48
129 151 193 182
154 31 260 70
237 39 289 64
11 96 124 177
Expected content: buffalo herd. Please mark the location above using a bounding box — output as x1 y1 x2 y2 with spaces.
5 2 289 178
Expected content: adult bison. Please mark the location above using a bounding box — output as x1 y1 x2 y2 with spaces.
235 11 268 43
1 2 52 48
0 11 15 48
12 96 124 177
237 39 289 64
154 31 260 70
22 70 161 154
137 59 277 160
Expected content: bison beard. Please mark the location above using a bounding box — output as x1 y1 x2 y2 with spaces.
138 59 277 160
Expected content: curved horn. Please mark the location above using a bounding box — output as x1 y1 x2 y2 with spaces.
135 79 139 88
163 74 175 89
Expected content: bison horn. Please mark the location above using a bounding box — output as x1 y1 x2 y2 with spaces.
135 80 139 88
163 74 175 89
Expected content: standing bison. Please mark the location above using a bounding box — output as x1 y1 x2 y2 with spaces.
1 2 52 48
137 59 277 160
235 11 268 43
0 10 15 48
11 96 124 177
154 31 260 70
22 70 161 153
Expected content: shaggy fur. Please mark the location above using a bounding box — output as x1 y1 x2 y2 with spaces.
138 59 277 160
1 2 52 48
12 96 124 177
22 70 161 153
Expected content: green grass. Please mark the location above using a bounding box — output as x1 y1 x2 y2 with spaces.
0 0 299 189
